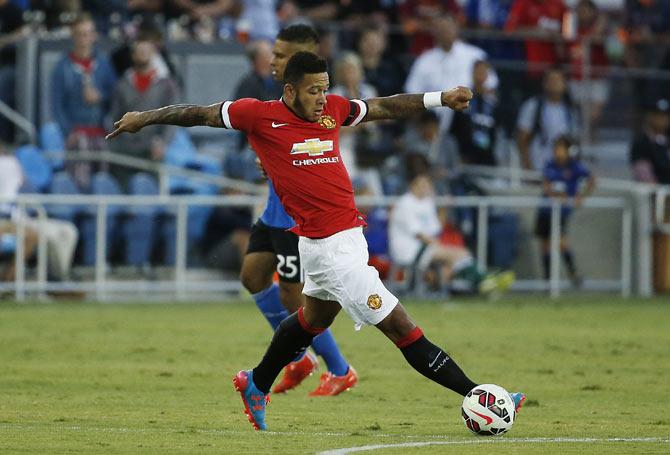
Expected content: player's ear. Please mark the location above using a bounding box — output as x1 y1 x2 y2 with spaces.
284 83 295 103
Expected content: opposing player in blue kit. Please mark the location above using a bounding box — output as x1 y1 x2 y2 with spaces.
237 25 357 396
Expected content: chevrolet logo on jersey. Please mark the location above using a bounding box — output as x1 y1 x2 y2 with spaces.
291 138 334 157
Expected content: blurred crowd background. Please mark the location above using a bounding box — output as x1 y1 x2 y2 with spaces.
1 0 669 292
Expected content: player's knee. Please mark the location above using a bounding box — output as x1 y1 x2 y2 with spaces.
376 303 417 343
239 265 271 294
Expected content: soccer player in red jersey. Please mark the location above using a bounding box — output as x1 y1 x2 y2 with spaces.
107 52 525 431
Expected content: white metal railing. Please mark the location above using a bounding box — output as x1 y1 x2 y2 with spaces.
51 150 263 196
0 193 633 301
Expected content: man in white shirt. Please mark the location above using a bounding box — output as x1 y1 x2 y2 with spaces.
404 14 497 164
389 174 512 293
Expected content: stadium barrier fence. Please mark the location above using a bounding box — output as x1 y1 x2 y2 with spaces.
1 193 632 302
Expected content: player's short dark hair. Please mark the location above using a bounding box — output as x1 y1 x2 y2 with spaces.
284 52 328 86
277 24 320 45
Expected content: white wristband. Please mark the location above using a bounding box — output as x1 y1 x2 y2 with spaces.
423 91 443 109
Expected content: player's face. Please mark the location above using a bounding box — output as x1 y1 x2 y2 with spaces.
286 72 329 122
271 39 318 82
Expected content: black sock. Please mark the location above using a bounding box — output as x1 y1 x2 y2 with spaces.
562 250 576 277
252 309 322 394
542 253 550 280
397 327 477 396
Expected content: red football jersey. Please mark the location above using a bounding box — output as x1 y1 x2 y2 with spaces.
220 94 369 238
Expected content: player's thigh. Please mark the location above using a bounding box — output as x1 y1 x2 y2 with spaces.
302 295 342 329
240 222 277 293
278 281 305 313
375 302 417 344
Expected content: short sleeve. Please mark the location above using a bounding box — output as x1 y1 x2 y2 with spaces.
327 94 368 127
517 98 537 132
575 162 591 179
220 98 264 133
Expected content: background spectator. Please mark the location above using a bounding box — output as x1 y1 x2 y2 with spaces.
0 141 78 281
535 135 595 287
234 39 280 101
357 26 406 97
0 0 29 142
389 173 510 293
111 18 181 84
50 13 117 152
331 51 383 194
516 66 579 170
624 0 670 113
567 0 609 142
239 0 279 42
505 0 567 87
463 60 499 166
630 98 670 185
399 0 464 56
405 14 492 167
108 35 179 188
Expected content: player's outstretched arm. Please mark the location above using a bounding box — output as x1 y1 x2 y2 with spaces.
362 87 473 123
106 103 224 139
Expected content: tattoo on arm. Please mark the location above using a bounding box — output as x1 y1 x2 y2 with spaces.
142 103 224 128
363 94 427 122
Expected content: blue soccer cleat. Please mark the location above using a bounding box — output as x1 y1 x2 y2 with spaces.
233 370 269 431
510 392 526 413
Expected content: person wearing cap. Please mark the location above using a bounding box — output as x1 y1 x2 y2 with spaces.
630 98 670 184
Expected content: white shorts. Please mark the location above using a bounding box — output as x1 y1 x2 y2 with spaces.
299 227 399 329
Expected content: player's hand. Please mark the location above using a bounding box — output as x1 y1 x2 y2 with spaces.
105 112 146 140
441 87 473 111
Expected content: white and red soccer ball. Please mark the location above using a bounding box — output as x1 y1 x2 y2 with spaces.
461 384 516 435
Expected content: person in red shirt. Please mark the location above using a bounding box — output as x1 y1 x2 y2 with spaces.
106 52 526 431
505 0 567 79
399 0 465 55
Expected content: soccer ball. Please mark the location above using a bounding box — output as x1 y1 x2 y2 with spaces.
461 384 515 436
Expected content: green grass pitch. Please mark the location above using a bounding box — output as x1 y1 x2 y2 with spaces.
1 296 669 454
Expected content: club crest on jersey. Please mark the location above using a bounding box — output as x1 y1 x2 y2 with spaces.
318 115 336 129
367 294 382 310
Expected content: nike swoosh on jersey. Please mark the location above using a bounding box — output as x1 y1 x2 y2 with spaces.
271 122 289 128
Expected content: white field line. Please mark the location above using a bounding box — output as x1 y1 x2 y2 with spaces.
316 438 670 455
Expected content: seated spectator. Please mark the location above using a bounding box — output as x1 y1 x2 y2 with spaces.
357 26 405 97
463 60 499 166
567 0 609 142
50 12 117 187
505 0 567 85
0 0 29 142
535 135 595 287
516 66 580 170
0 141 77 281
389 173 513 294
398 0 464 56
630 98 670 185
108 34 179 189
